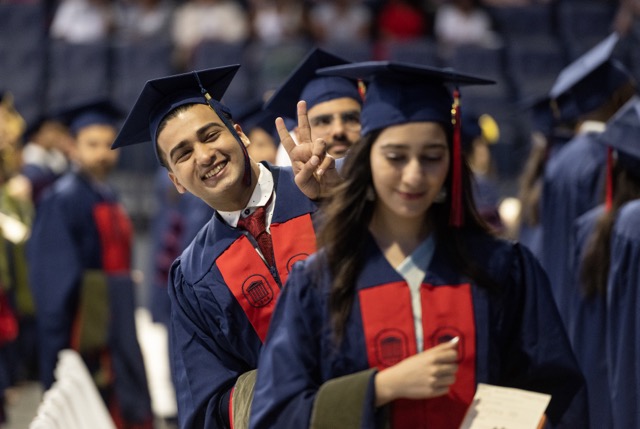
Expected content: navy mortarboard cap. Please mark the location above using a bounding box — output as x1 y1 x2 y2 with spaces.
549 33 635 122
318 60 494 227
598 96 640 183
58 99 124 136
112 65 253 185
317 61 494 136
113 65 238 149
264 48 362 120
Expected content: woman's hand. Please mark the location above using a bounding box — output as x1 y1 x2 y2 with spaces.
374 339 459 407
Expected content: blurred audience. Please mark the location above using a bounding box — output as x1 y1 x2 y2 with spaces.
114 0 175 42
308 0 372 44
248 0 305 45
434 0 501 57
377 0 430 41
50 0 114 43
171 0 249 70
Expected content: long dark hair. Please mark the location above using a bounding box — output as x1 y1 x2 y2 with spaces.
580 166 640 297
318 125 498 343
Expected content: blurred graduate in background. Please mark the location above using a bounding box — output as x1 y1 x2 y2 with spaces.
27 100 154 429
541 33 637 313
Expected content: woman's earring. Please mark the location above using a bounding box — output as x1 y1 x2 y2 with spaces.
434 188 447 203
366 186 376 201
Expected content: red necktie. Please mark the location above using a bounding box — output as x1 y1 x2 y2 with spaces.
237 205 274 267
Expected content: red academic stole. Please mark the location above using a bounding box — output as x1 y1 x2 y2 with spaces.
93 202 133 273
217 214 316 342
71 202 132 347
359 281 476 429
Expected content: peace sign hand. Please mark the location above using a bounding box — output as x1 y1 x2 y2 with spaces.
276 101 341 200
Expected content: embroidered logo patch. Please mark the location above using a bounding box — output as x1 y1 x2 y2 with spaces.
376 329 409 366
430 327 464 362
286 253 309 273
242 274 274 308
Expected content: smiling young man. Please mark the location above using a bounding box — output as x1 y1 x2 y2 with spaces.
112 65 335 429
267 48 363 163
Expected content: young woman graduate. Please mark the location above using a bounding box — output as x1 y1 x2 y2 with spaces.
607 198 640 429
249 62 588 429
565 96 640 429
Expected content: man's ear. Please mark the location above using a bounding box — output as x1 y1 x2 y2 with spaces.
234 123 251 147
168 171 187 194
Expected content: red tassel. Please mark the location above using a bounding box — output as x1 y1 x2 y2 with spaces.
605 146 614 212
358 79 367 101
450 89 463 227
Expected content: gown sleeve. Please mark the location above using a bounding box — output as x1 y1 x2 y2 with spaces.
500 243 589 429
250 263 380 429
168 260 257 429
249 263 324 429
27 193 82 388
606 201 640 429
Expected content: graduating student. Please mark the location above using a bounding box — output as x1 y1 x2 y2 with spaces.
27 100 154 428
460 110 502 231
250 61 588 429
517 95 574 260
541 33 637 311
21 115 74 205
565 96 640 429
112 65 335 429
607 198 640 429
267 47 363 165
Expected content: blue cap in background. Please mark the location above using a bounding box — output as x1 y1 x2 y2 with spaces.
317 61 494 136
549 33 636 122
264 48 362 121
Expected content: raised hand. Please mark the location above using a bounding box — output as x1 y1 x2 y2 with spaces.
374 339 459 406
276 101 341 200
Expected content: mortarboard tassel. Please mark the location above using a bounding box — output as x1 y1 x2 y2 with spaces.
605 146 614 212
357 79 367 101
450 88 463 227
193 72 252 187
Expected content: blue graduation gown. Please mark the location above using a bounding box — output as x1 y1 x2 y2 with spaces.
27 171 153 424
168 165 317 429
250 232 588 429
564 205 612 429
149 169 213 326
22 163 64 205
607 199 640 429
541 131 606 311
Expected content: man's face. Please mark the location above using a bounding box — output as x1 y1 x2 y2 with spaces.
157 104 253 211
306 97 361 158
74 124 119 181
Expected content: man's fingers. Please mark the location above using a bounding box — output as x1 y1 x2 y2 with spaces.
276 117 296 155
294 155 319 188
315 153 335 177
297 100 312 144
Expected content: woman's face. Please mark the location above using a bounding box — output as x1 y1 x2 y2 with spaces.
370 121 450 225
